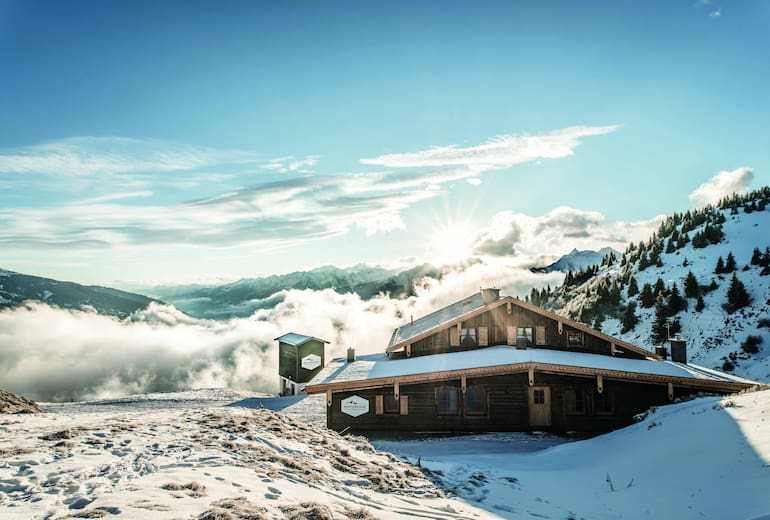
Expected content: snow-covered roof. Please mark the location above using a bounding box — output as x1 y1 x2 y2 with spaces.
275 332 329 346
388 292 486 348
308 345 757 390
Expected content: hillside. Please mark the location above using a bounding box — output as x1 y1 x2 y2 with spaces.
0 269 158 318
146 263 444 319
539 188 770 382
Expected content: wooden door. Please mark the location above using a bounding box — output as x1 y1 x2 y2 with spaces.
528 386 551 427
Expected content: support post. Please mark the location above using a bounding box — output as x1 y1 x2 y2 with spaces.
528 367 535 386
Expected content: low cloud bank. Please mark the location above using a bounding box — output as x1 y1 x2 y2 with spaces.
0 262 562 402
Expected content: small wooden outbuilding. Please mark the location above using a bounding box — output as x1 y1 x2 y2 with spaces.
276 332 328 396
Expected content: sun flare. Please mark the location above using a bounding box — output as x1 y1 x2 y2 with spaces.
427 219 476 265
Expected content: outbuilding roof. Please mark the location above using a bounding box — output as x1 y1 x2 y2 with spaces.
274 332 330 347
306 345 758 394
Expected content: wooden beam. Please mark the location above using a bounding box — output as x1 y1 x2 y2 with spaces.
305 359 753 396
405 344 411 358
394 381 400 400
611 343 616 356
528 367 534 386
597 374 604 394
558 319 563 335
668 382 674 401
461 374 467 394
326 388 332 407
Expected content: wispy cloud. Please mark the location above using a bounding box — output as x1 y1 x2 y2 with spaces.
688 167 753 205
260 155 322 174
709 10 721 18
360 125 619 169
0 136 259 177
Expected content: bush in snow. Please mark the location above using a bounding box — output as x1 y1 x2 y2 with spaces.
741 335 763 355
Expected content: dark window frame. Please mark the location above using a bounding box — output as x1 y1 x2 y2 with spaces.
533 388 546 404
384 394 399 414
567 330 584 347
460 327 478 347
564 388 586 415
464 385 488 416
593 390 615 415
436 386 460 415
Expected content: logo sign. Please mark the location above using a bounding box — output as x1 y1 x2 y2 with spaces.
341 395 369 417
301 353 322 371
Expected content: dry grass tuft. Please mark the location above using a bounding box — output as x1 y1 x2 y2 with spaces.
198 497 268 520
281 502 335 520
343 505 378 520
161 481 207 497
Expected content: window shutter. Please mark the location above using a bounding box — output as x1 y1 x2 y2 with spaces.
536 326 546 345
449 326 460 347
507 326 516 345
375 395 384 415
399 395 409 415
478 326 488 346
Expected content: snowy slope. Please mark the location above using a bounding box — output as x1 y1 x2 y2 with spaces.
547 201 770 382
0 395 494 520
379 388 770 520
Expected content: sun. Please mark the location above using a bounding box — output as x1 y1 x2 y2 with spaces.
426 219 476 265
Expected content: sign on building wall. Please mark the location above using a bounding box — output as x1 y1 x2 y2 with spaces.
301 353 321 371
341 395 369 417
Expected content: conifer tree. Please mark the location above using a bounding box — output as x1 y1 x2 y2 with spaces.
725 273 751 314
684 271 700 298
651 302 668 345
627 275 639 297
751 248 762 265
725 252 737 273
667 283 687 315
620 302 639 334
695 294 705 312
653 277 667 299
715 256 725 274
640 283 655 308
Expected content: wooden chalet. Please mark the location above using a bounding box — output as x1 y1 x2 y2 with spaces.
305 289 758 433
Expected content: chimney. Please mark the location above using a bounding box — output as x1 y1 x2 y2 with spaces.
655 346 669 359
347 347 356 363
481 287 501 305
670 335 687 363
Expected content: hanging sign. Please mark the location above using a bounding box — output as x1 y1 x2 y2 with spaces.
301 353 321 371
341 395 369 417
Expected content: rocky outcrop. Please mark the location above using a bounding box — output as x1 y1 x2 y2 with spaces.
0 389 42 414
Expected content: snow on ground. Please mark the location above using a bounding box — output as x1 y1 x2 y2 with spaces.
0 392 495 520
5 387 770 519
379 388 770 520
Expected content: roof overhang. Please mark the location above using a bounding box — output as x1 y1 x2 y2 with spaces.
305 360 756 396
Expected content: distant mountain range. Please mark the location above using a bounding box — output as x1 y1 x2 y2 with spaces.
0 269 158 318
145 262 445 319
531 247 620 274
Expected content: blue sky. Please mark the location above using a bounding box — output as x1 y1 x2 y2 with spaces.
1 0 769 284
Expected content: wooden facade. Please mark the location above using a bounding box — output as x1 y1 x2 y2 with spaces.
305 290 757 433
276 333 328 396
388 295 653 360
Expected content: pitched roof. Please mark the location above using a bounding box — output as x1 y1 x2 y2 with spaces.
387 292 486 348
305 345 758 394
274 332 329 346
385 292 657 359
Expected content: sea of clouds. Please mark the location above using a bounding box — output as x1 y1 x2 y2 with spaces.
0 261 562 402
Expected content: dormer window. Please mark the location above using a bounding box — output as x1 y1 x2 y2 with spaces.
461 327 477 346
568 331 584 347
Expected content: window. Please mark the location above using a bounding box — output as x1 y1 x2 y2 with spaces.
517 327 533 344
564 389 586 415
461 328 477 347
384 394 399 414
593 390 614 415
436 387 460 415
465 386 487 416
533 389 545 404
568 330 584 346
